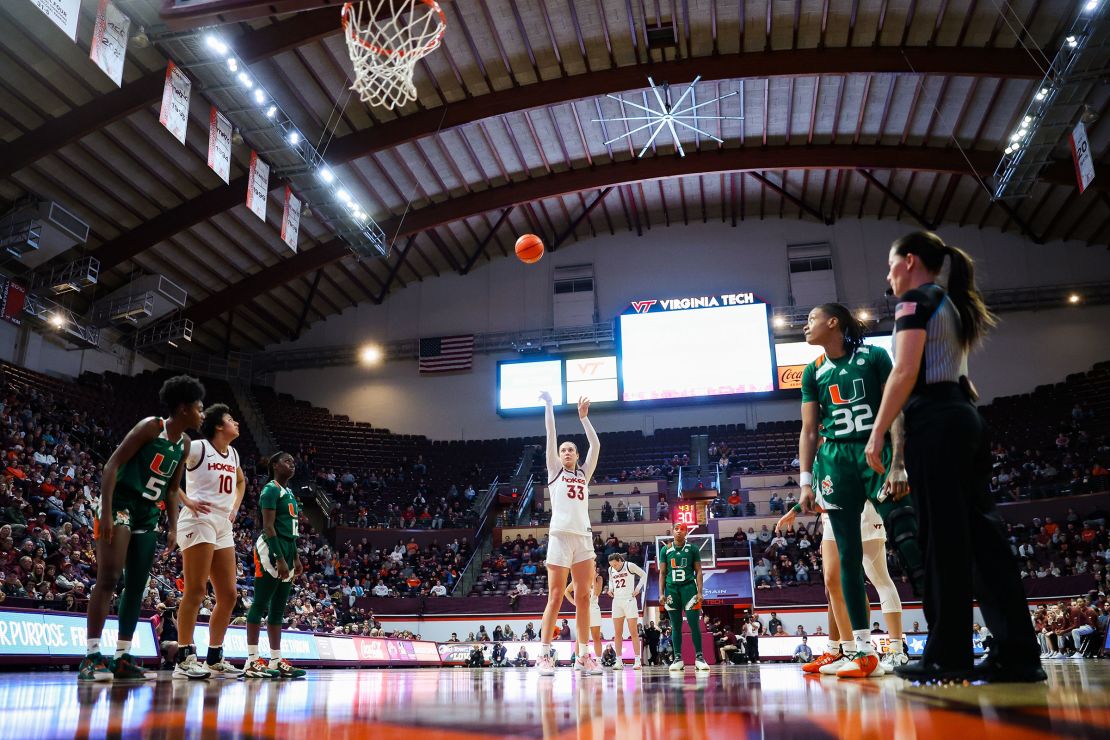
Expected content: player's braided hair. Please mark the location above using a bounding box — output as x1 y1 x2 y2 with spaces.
268 451 293 481
816 303 866 350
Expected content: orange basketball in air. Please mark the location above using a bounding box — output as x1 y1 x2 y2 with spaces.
515 234 545 264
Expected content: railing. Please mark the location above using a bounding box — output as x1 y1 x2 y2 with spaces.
677 463 722 495
451 476 500 596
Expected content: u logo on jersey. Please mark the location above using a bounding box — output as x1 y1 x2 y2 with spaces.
828 377 865 405
149 453 178 477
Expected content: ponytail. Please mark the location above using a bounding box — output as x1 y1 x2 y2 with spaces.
891 231 996 350
944 244 997 349
816 302 867 350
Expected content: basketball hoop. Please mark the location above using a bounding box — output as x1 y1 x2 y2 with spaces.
341 0 447 110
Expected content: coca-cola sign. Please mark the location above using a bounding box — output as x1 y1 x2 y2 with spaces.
778 364 805 390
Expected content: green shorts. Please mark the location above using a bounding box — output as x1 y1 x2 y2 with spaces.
663 581 701 612
812 439 891 513
254 534 296 582
97 488 161 536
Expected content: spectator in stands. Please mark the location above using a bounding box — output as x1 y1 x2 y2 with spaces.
514 646 530 667
757 525 773 545
753 557 771 588
523 622 537 641
656 499 669 521
429 579 447 597
871 622 883 634
767 612 782 635
768 493 784 514
601 502 614 523
559 619 571 641
493 625 504 641
616 500 629 522
372 580 390 597
793 636 813 663
477 625 490 642
727 490 742 517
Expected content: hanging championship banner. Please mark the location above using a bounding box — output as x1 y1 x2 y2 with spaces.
207 108 232 183
246 151 270 221
89 0 130 88
31 0 81 41
158 61 191 145
281 187 301 252
1070 121 1096 194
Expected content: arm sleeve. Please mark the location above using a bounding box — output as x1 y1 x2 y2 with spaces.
894 287 939 332
544 404 560 478
259 482 278 510
626 562 647 581
581 417 600 480
800 362 818 403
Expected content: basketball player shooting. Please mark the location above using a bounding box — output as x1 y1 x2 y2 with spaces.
536 392 601 675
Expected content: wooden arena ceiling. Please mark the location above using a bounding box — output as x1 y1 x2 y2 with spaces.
0 0 1108 354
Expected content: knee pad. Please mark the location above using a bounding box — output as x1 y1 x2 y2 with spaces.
862 548 902 613
883 505 925 596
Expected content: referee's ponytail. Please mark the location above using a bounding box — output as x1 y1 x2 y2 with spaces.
892 231 996 349
817 302 866 350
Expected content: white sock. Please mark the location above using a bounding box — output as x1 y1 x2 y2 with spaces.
890 638 905 654
269 650 282 664
247 645 258 661
87 638 100 656
115 640 131 659
853 630 874 654
577 644 588 660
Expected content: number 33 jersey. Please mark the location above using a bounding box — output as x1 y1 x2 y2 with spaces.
548 467 592 536
184 440 241 516
801 345 893 441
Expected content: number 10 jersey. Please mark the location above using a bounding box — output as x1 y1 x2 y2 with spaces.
184 440 241 516
801 345 893 441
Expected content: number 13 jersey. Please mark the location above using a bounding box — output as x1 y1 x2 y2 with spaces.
801 345 893 441
548 466 592 536
184 440 241 516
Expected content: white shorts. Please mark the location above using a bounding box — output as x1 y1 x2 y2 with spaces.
822 501 886 546
177 510 235 550
546 531 595 568
590 604 602 626
610 597 639 621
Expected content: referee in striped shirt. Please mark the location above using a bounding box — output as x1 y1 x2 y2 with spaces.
863 231 1043 684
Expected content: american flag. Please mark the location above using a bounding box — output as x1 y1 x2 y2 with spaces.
419 335 475 374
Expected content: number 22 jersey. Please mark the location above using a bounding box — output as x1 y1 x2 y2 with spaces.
800 345 893 441
548 467 591 536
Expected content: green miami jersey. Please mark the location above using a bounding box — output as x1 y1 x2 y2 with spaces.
660 541 700 585
259 481 300 540
116 418 186 503
800 345 893 441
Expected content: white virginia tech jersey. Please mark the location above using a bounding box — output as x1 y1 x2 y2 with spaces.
548 466 592 536
608 562 646 600
184 440 240 515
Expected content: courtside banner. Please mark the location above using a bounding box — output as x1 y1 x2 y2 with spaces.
89 0 129 87
0 609 156 658
438 641 636 664
281 187 301 251
207 107 232 184
246 151 270 221
32 0 81 41
191 624 319 661
159 61 191 145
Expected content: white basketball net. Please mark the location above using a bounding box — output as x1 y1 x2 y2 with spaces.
341 0 447 110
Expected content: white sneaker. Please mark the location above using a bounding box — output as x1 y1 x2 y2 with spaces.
536 653 556 676
880 652 910 673
173 653 211 680
835 652 885 679
818 655 851 675
206 659 245 678
668 659 685 672
611 659 625 670
694 656 710 671
577 653 603 675
633 658 642 670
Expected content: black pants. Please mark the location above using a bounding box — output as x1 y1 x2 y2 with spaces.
745 636 759 662
904 385 1040 670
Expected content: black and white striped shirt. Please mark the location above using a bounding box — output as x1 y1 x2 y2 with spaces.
892 282 968 394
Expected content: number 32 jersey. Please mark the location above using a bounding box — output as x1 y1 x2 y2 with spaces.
548 467 592 536
801 345 893 441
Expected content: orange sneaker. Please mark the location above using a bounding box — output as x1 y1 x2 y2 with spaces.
803 651 842 674
836 652 885 678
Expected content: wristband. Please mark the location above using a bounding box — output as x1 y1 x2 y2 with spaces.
791 503 803 513
799 472 813 487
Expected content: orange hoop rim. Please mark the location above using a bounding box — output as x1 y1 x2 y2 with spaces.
341 0 447 58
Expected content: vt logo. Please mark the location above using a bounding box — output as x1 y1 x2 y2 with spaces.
829 378 865 405
631 300 657 313
149 453 179 477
